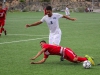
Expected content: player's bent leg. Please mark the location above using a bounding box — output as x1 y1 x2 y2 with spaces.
53 33 63 61
53 35 61 45
53 29 62 45
60 55 64 61
64 48 87 63
73 57 78 62
4 30 7 35
1 22 7 35
0 33 1 37
71 56 87 63
72 57 79 63
74 56 87 62
2 27 7 35
49 33 54 44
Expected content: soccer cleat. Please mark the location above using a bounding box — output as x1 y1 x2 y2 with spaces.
60 56 64 61
4 30 7 35
85 55 95 66
0 33 1 37
97 63 100 65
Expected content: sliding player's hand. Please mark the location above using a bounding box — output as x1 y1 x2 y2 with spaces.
26 24 30 28
31 62 35 64
71 18 77 21
30 58 35 60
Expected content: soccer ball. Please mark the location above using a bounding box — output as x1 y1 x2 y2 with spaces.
83 60 91 69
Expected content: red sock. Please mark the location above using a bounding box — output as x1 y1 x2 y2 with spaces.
77 57 87 62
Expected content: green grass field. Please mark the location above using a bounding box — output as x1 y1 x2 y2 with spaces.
0 12 100 75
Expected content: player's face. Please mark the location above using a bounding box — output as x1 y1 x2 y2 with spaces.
40 42 44 48
0 6 2 10
40 42 46 48
46 10 52 17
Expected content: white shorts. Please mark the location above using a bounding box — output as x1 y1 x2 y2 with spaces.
49 29 62 45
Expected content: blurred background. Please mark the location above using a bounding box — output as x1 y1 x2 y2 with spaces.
2 0 100 13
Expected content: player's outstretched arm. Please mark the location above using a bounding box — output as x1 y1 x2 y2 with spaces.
26 21 43 28
62 15 76 21
31 58 47 64
30 48 46 60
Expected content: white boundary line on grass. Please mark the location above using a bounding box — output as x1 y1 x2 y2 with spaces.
8 34 48 36
0 37 48 45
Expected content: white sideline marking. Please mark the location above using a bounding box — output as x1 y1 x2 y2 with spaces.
0 37 48 45
8 34 48 36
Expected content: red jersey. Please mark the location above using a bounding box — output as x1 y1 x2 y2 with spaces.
42 44 86 63
42 44 62 58
0 8 7 21
44 8 47 15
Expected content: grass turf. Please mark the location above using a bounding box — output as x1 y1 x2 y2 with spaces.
0 12 100 75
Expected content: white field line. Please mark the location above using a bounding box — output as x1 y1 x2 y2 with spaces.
0 37 48 45
8 34 48 36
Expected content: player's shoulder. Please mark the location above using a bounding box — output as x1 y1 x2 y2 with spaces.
53 13 59 15
43 44 49 47
42 44 50 49
2 8 7 12
66 7 69 9
42 15 48 18
53 13 62 16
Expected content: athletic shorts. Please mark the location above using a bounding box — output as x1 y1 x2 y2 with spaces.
64 48 77 62
49 29 62 45
0 21 5 27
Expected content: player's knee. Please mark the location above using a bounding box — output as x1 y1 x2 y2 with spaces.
73 57 78 62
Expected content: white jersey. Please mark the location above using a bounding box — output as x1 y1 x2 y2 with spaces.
65 7 70 16
40 13 63 33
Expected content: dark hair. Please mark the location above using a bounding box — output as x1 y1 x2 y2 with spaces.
46 6 52 11
40 40 46 43
0 2 2 6
66 5 69 7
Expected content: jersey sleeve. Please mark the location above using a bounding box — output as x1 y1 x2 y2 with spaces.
44 52 49 58
40 16 45 22
42 44 50 58
42 44 49 49
56 13 63 19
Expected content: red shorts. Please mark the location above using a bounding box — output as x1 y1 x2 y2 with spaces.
0 21 5 27
64 48 77 62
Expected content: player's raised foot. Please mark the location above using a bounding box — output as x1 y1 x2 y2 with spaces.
0 33 1 37
4 30 7 35
60 56 64 61
85 55 95 66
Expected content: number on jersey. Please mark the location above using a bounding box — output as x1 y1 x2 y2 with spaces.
50 21 53 24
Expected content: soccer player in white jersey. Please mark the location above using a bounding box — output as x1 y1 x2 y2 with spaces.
65 5 70 17
26 6 76 61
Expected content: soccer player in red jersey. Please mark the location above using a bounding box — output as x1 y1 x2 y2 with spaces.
0 2 7 36
43 7 47 15
30 40 95 65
